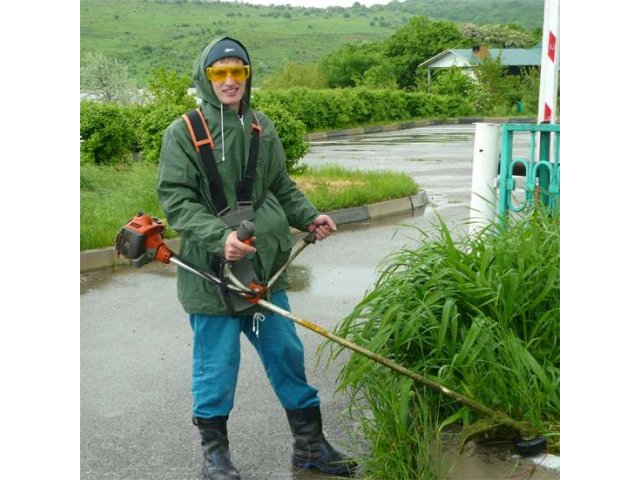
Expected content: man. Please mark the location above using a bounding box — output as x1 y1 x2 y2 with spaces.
157 37 356 479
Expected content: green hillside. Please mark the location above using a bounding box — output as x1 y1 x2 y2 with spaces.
388 0 543 30
80 0 543 87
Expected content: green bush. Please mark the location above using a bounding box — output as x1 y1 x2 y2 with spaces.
255 102 310 174
82 85 476 171
254 87 474 132
121 104 148 155
137 103 188 163
80 100 136 165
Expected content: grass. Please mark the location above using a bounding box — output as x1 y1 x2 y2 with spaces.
80 162 419 251
81 162 166 251
293 164 418 212
320 208 560 479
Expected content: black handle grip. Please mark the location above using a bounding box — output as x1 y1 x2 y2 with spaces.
304 230 317 244
237 220 255 243
305 221 333 244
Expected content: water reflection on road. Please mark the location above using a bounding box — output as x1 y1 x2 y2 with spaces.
303 125 478 212
303 124 533 214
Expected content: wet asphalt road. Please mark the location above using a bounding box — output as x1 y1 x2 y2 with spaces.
81 125 556 479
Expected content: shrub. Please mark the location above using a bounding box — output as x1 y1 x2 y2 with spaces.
255 102 310 174
254 87 474 132
121 104 148 156
137 103 188 163
80 100 136 165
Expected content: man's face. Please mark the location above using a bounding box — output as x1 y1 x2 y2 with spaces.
208 57 248 112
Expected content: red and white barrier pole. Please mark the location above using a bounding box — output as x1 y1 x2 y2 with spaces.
538 0 560 123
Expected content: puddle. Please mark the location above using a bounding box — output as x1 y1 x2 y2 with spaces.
286 264 377 299
286 264 312 292
80 262 176 294
442 439 559 480
80 268 117 294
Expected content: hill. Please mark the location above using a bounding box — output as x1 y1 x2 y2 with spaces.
388 0 543 30
80 0 543 87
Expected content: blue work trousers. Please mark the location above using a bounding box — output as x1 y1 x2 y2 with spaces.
189 290 320 419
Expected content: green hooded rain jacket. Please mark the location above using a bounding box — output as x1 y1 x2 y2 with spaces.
157 37 319 315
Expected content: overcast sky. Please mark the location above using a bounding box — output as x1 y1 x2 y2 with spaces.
221 0 394 8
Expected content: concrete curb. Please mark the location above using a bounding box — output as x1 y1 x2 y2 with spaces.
80 190 429 273
523 453 560 473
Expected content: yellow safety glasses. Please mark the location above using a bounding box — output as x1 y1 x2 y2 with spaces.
205 65 251 84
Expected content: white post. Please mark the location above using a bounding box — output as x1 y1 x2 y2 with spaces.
469 123 501 235
537 0 560 123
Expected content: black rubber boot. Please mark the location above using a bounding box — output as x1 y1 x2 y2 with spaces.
193 416 241 480
285 406 357 477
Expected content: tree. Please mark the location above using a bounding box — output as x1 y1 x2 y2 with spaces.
471 56 513 114
356 65 398 89
457 23 536 48
383 16 463 89
137 68 197 162
318 42 383 88
145 67 194 107
426 67 479 98
81 51 137 104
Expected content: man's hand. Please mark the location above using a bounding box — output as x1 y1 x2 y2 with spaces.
307 214 337 241
224 230 257 261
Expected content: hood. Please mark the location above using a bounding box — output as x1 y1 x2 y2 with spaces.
193 36 253 113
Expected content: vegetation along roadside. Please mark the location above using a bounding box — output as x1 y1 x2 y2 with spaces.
320 207 560 479
80 162 418 251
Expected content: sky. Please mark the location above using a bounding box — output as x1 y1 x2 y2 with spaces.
220 0 394 7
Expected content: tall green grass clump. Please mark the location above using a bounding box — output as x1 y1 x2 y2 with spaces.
80 162 171 251
324 209 560 479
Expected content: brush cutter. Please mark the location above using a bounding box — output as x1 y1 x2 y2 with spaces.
114 212 547 456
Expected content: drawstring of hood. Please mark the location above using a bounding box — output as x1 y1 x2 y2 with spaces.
219 104 245 163
220 105 225 162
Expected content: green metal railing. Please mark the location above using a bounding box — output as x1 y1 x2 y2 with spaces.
497 123 560 218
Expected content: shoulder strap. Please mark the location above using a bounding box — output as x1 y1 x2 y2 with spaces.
182 109 228 214
183 109 264 213
235 112 262 204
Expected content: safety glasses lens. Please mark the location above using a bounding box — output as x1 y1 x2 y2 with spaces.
206 66 250 83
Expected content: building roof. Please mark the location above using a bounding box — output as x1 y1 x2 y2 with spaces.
418 47 542 69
